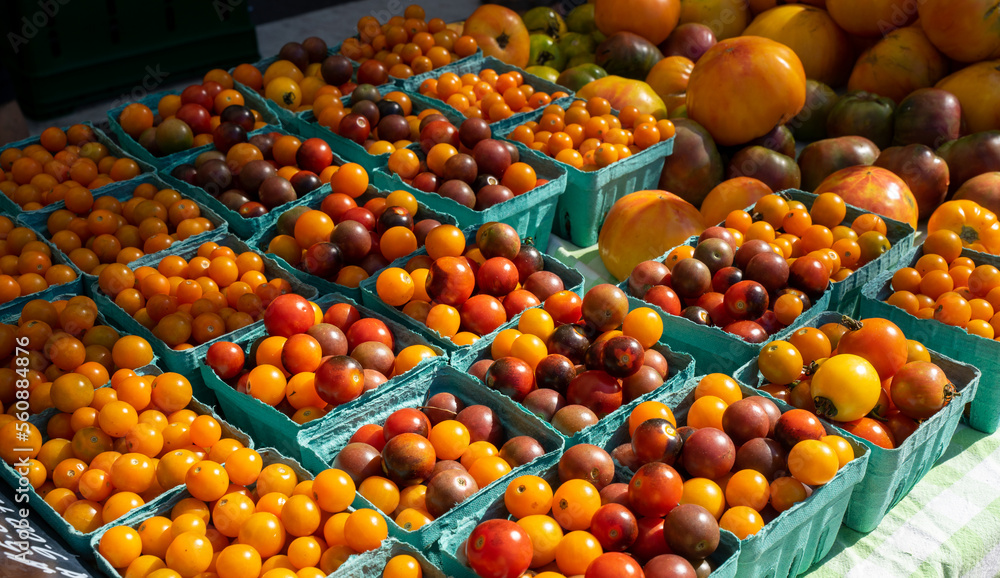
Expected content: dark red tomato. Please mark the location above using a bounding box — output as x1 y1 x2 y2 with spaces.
357 59 389 85
342 207 377 230
696 291 729 326
381 432 436 485
723 320 768 343
477 257 519 296
303 242 342 278
383 408 431 440
534 354 577 392
544 290 583 325
501 289 541 319
840 417 895 449
263 294 315 337
631 517 667 564
759 383 791 403
589 504 639 552
886 411 919 446
427 256 476 306
585 552 645 578
323 302 361 332
724 280 769 320
773 409 827 449
628 462 683 518
296 137 334 173
420 120 461 153
787 379 816 412
644 554 697 578
180 84 213 110
631 418 683 465
238 202 267 218
756 309 784 335
602 335 645 378
465 519 533 578
546 324 591 364
175 103 212 135
512 245 545 284
339 113 370 145
346 318 394 351
745 251 790 293
582 284 629 332
628 260 671 298
460 294 508 336
644 285 682 316
788 256 830 299
322 193 358 222
349 423 385 451
566 370 623 417
213 122 247 153
680 428 735 479
485 357 536 402
202 80 224 101
476 222 521 260
206 341 245 380
314 355 364 405
838 318 909 381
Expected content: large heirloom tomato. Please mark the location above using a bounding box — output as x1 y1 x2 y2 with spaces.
847 26 948 106
742 5 852 87
936 61 1000 133
595 0 681 45
927 200 1000 255
463 4 530 68
686 37 806 146
826 0 917 37
813 166 919 228
919 0 1000 62
810 354 882 422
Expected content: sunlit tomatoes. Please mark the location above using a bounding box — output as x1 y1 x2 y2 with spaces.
810 353 882 422
466 519 533 578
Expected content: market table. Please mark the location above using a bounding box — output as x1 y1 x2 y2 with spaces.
545 236 1000 578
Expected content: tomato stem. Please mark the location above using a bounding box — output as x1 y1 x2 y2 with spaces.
813 396 837 419
839 315 863 331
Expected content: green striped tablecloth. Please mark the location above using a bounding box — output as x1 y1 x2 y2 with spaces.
546 236 1000 577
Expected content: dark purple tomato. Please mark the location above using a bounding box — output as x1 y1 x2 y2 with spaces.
584 339 608 371
721 398 771 446
437 179 476 208
582 284 629 332
644 554 697 578
443 153 478 183
258 176 297 209
485 357 536 402
238 202 267 218
535 354 577 392
377 206 413 235
220 104 255 131
423 392 465 425
692 238 735 275
314 355 365 405
376 98 404 118
321 55 353 85
330 220 372 262
789 256 830 299
663 503 720 560
459 117 492 149
681 428 735 479
351 99 380 126
734 239 775 270
590 504 639 552
631 418 683 465
745 251 790 293
711 266 743 294
351 342 395 377
279 41 309 69
376 115 412 144
212 122 247 153
171 163 197 184
546 324 591 364
238 159 277 195
381 432 436 485
622 366 665 404
566 370 622 417
425 469 479 518
723 320 768 343
196 159 232 193
307 323 348 357
333 442 382 485
501 140 520 163
475 184 514 209
511 245 544 284
249 133 275 158
735 437 788 481
498 436 546 468
558 444 615 489
302 242 342 278
219 191 251 211
413 219 440 245
671 258 712 300
472 139 512 177
628 260 671 298
290 170 322 196
523 271 563 301
602 335 645 378
472 173 500 192
521 388 566 421
456 404 505 446
680 306 711 326
724 281 769 320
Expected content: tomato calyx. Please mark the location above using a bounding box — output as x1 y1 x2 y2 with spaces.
959 225 982 244
497 31 510 49
813 396 840 420
839 315 864 332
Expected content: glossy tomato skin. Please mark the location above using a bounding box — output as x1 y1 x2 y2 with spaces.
346 318 394 351
840 417 895 449
567 370 624 417
502 289 541 319
724 280 769 320
460 294 508 336
644 285 682 316
206 341 245 380
427 256 476 306
585 551 645 578
890 361 954 420
485 357 536 402
628 462 683 518
789 256 830 299
837 318 908 381
773 409 827 449
296 138 334 173
544 290 584 325
602 335 645 378
314 355 364 405
263 294 315 337
465 519 533 578
723 320 768 343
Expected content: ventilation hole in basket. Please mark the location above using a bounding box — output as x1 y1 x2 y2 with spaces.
789 549 804 575
890 482 909 509
816 527 832 558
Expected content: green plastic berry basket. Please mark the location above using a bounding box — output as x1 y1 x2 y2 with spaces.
617 236 834 377
158 125 328 240
298 363 564 551
91 231 318 404
495 101 675 248
735 311 981 534
88 448 318 575
107 85 278 171
200 292 446 461
0 121 156 218
400 56 576 130
17 172 228 275
246 181 457 302
358 227 584 369
437 451 741 577
335 537 449 577
288 90 466 173
861 245 1000 433
372 142 567 249
1 377 251 559
598 372 870 577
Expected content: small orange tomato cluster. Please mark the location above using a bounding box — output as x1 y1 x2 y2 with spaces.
888 229 1000 339
418 68 570 122
97 241 301 350
0 368 234 538
0 220 78 302
721 192 893 284
0 125 142 210
0 296 154 417
45 181 215 275
98 460 384 576
508 99 675 171
343 5 479 80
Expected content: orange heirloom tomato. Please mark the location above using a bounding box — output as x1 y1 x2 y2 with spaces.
927 200 1000 255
